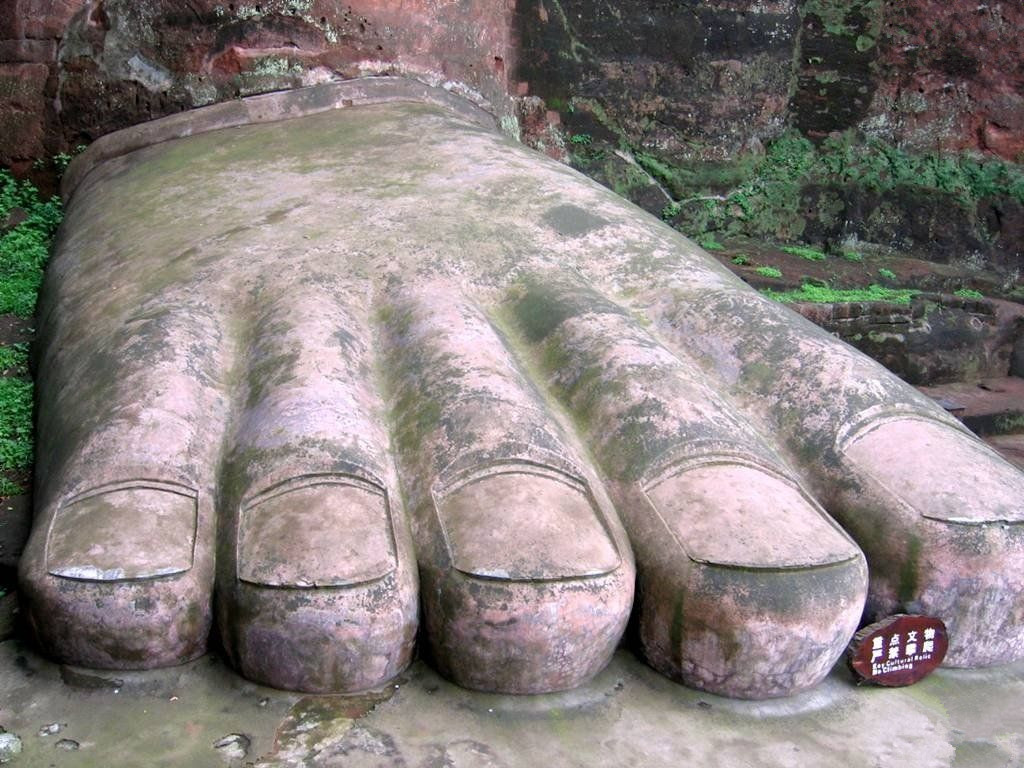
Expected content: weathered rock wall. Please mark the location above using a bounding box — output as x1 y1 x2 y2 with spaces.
514 0 800 164
514 0 1024 163
867 1 1024 160
1 0 516 173
1 1 1021 170
794 294 1024 386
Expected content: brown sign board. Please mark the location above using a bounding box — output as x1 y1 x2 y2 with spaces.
847 614 948 687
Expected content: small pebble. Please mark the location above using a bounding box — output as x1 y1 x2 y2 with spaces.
38 723 61 737
0 732 22 763
55 739 80 751
213 733 250 761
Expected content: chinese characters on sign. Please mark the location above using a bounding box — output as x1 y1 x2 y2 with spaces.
847 615 949 687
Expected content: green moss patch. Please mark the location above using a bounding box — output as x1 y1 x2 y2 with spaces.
646 128 1024 247
954 288 984 300
762 283 920 305
781 245 827 261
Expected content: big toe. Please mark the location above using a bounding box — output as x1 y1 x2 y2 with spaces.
839 415 1024 666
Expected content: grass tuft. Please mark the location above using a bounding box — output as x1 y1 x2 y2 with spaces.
0 169 62 495
0 169 62 317
781 244 827 261
954 288 984 300
763 283 919 305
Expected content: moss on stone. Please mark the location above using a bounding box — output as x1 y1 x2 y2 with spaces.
800 0 883 40
762 283 919 305
898 535 922 606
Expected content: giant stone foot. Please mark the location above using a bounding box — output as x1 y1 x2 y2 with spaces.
17 78 1024 700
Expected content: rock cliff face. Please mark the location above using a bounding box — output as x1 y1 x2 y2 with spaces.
869 2 1024 160
513 1 1024 162
0 0 516 173
1 1 1021 182
514 1 800 164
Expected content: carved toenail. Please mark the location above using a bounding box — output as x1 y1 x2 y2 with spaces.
839 412 1024 525
434 461 621 581
644 455 861 569
46 481 198 581
237 473 398 588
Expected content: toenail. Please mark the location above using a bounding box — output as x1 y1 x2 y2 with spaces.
237 473 398 588
434 461 621 581
46 481 198 581
644 455 861 568
839 413 1024 525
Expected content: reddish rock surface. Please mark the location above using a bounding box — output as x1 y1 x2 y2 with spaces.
0 0 82 41
2 0 1021 172
869 1 1024 160
1 0 516 170
0 62 50 173
55 0 514 147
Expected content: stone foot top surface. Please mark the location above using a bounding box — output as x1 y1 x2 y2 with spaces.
17 79 1024 700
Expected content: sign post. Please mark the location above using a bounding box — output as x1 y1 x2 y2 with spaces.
847 615 948 687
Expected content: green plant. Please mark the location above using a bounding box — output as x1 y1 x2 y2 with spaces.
636 152 685 192
954 288 984 300
699 235 724 251
877 268 897 281
0 343 28 374
53 145 87 175
818 132 1024 206
655 130 819 242
781 244 827 261
0 342 31 493
731 255 750 266
569 133 593 146
0 169 62 496
636 125 1024 250
842 251 864 262
0 361 33 494
756 266 783 278
763 283 919 305
0 168 62 317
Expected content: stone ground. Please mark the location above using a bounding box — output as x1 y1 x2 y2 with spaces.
1 632 1023 768
919 378 1024 432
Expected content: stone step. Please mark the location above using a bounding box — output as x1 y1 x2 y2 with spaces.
918 376 1024 436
